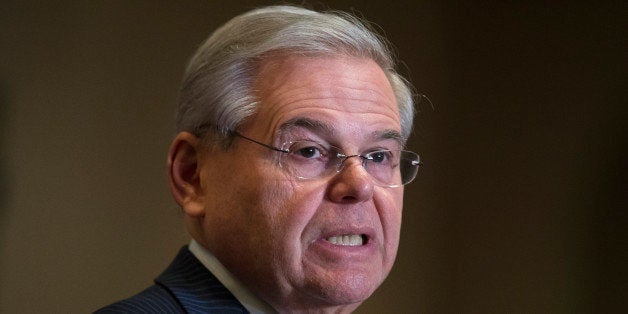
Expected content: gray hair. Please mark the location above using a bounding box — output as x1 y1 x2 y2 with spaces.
176 5 415 146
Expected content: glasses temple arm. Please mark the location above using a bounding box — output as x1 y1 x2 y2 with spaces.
232 131 289 153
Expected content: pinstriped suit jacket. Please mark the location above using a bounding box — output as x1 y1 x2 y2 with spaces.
95 246 249 313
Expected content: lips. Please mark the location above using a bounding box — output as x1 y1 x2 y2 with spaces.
326 234 365 246
306 227 377 266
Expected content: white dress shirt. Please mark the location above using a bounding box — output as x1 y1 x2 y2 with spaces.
189 240 276 314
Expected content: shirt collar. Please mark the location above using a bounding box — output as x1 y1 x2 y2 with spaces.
189 239 276 314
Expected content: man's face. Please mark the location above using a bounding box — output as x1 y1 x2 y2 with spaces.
195 55 404 311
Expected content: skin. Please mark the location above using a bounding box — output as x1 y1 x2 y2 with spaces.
168 55 404 313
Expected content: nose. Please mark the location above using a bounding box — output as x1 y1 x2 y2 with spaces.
326 157 374 203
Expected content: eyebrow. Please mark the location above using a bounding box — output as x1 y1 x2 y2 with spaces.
278 117 404 147
375 129 405 147
278 117 335 137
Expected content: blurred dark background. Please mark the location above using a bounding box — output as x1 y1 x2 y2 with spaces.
1 1 625 313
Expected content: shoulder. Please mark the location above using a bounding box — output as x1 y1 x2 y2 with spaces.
94 246 248 313
94 284 183 313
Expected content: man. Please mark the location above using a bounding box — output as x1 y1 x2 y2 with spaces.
97 5 420 313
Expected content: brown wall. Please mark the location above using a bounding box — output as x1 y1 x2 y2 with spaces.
1 1 624 313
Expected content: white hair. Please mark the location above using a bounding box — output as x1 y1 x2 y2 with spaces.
176 5 415 145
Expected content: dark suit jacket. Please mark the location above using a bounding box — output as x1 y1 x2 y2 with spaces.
95 246 249 313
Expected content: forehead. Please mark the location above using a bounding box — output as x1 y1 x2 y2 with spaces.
246 55 401 142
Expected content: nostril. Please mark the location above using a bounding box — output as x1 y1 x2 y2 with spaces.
340 195 358 203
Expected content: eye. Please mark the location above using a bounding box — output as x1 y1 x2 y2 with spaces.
366 150 392 163
296 146 321 159
288 141 327 160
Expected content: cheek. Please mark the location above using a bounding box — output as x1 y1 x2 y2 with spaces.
202 177 300 275
262 180 325 242
375 188 404 256
259 181 327 274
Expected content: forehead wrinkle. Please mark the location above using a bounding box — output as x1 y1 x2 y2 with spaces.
258 100 398 138
271 85 393 109
260 73 395 108
276 117 404 148
352 76 397 105
261 89 398 121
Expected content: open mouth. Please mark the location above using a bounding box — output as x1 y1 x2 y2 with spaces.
325 234 368 246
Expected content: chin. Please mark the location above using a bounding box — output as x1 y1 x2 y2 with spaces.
304 270 382 307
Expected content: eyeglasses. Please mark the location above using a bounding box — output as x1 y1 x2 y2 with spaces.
232 131 421 187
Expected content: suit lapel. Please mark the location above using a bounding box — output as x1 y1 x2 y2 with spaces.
156 246 249 314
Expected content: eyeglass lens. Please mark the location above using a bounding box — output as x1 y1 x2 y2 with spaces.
281 141 420 186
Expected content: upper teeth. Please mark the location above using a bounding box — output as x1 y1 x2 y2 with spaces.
327 235 363 246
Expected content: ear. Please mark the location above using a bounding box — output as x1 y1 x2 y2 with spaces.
167 132 205 217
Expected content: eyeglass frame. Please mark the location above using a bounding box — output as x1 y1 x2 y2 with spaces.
230 131 421 187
